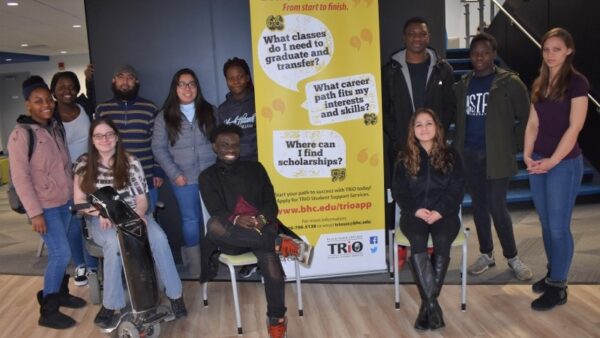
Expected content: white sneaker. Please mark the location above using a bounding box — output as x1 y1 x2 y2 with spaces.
73 265 88 286
508 256 533 281
468 253 495 275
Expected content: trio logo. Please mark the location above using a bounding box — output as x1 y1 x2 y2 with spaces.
327 240 363 255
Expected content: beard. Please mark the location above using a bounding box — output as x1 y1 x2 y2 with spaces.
112 83 140 101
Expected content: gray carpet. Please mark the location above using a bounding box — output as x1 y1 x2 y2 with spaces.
1 185 599 284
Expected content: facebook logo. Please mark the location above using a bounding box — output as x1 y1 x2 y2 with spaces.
370 236 378 244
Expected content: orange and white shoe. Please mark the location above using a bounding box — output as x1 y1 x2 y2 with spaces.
268 317 287 338
294 239 314 267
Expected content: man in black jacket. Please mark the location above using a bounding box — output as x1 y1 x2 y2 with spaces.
198 124 312 338
382 17 456 231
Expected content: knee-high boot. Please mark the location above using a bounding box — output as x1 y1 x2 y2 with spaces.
430 254 450 329
408 252 436 330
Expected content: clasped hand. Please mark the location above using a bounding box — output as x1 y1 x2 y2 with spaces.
525 156 557 174
415 208 442 224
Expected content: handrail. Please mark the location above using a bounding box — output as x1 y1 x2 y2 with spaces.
490 0 600 111
490 0 540 48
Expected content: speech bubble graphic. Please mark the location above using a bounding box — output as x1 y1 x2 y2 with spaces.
258 14 334 91
360 29 373 44
272 98 286 115
350 36 361 50
274 130 346 178
302 73 379 126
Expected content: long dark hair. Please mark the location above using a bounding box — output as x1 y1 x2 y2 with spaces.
77 118 130 193
399 108 454 177
531 27 583 103
161 68 215 145
222 57 254 91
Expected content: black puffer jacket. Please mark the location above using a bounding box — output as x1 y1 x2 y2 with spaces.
392 147 465 224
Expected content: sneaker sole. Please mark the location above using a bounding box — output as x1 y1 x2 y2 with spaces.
298 243 314 267
74 279 88 286
514 273 533 281
239 266 258 279
468 262 496 275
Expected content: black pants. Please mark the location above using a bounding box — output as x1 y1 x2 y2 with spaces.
463 147 517 258
400 214 461 257
206 216 286 318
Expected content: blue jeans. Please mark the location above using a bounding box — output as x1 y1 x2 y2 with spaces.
89 215 182 310
67 214 98 269
529 154 583 283
171 183 203 247
41 202 72 296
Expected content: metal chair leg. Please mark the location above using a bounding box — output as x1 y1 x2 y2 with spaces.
226 263 243 334
295 260 303 316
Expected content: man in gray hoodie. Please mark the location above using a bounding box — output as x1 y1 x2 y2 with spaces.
382 17 456 234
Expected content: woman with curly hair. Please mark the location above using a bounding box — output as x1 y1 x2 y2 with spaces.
392 108 465 331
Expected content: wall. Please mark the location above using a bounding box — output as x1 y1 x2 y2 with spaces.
84 0 448 254
0 53 90 151
0 53 89 87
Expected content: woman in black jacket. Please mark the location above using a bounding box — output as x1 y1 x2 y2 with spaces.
392 108 465 331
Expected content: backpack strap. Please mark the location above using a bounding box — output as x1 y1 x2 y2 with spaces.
26 126 35 162
16 124 36 162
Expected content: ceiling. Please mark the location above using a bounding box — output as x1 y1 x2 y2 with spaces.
0 0 88 64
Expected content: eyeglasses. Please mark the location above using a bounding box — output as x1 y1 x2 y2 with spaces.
177 81 197 89
92 131 117 141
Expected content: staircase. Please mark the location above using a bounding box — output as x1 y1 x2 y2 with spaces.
446 48 600 207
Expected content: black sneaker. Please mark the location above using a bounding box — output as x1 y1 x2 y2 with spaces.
73 265 88 286
94 306 115 328
238 264 258 279
170 297 187 319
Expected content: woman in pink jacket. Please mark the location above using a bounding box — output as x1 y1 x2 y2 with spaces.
7 76 85 329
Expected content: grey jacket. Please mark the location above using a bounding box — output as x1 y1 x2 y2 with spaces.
152 111 215 185
453 67 530 179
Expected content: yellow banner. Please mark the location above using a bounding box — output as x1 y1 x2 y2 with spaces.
251 0 385 277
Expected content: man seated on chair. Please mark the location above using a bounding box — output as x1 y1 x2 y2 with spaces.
199 124 312 338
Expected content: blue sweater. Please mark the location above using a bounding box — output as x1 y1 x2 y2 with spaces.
96 97 165 188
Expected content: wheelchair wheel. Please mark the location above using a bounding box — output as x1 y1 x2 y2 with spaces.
87 271 102 305
117 320 140 338
143 323 161 338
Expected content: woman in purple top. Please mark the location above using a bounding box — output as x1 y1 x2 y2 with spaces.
524 27 589 311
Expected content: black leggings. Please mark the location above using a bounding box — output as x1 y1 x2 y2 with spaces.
400 214 461 257
206 216 286 318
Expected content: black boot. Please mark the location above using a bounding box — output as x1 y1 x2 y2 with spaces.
431 255 450 297
38 293 76 329
429 255 449 329
408 252 436 330
531 284 567 311
532 267 550 294
59 274 86 308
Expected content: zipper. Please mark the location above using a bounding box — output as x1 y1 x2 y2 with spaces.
423 155 431 206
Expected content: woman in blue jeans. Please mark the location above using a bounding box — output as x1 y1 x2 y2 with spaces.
152 68 216 278
74 118 186 328
7 76 86 329
524 27 589 311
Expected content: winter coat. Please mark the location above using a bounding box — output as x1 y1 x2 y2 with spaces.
7 116 72 218
392 147 465 224
382 48 456 158
152 110 216 185
453 67 530 179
